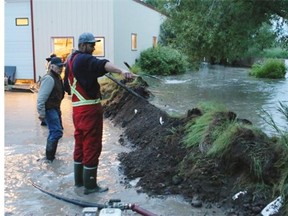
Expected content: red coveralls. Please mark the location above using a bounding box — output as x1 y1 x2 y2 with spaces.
66 52 109 167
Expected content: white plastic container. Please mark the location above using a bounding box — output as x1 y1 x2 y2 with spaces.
82 207 98 216
99 208 122 216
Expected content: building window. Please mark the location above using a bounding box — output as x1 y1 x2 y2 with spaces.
16 18 29 26
131 33 137 51
93 37 105 57
153 36 157 48
51 37 74 62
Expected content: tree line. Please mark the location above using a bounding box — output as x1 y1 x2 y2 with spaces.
144 0 288 65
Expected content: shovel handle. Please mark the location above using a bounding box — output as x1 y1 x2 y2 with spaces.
124 61 132 70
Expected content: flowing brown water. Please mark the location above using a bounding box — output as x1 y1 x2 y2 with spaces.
147 61 288 136
4 92 224 216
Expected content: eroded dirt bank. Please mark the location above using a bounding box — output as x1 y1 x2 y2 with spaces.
102 80 286 216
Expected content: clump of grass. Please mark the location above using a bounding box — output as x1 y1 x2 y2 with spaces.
182 101 288 214
100 77 118 100
184 112 213 147
249 58 286 79
183 102 227 148
185 100 281 182
250 157 263 179
207 123 239 157
260 101 288 146
208 123 265 179
260 101 288 213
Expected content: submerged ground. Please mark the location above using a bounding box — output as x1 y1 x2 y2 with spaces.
102 78 286 216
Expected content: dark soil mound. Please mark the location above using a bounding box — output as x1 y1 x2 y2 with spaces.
103 79 285 216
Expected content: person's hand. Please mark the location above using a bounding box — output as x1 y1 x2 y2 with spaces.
39 116 45 122
121 70 138 80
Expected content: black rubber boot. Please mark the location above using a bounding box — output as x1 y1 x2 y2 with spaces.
40 121 47 126
45 140 58 162
74 162 83 187
83 166 108 195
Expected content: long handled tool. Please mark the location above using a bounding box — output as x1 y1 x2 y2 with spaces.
31 181 158 216
105 73 146 100
123 62 162 81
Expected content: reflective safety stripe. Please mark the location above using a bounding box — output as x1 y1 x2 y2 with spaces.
74 161 82 165
84 166 97 170
72 99 101 107
69 77 101 107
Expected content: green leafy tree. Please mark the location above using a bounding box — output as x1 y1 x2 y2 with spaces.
143 0 166 11
159 0 288 64
143 0 180 13
158 18 177 46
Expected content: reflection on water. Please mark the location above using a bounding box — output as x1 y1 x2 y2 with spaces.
4 92 225 216
147 61 288 136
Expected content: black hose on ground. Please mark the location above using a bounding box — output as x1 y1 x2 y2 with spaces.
31 181 159 216
31 181 105 208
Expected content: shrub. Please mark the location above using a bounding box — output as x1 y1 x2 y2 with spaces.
138 46 187 76
249 58 287 79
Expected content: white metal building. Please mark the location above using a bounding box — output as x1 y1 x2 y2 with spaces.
4 0 165 83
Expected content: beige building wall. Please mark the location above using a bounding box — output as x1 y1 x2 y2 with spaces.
114 0 165 67
32 0 115 78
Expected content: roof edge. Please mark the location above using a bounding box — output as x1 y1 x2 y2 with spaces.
132 0 167 16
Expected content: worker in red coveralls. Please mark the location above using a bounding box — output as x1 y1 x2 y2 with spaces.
64 32 136 195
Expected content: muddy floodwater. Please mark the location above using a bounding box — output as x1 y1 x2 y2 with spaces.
4 92 225 216
147 62 288 136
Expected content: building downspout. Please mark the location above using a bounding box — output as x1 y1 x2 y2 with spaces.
30 0 36 82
